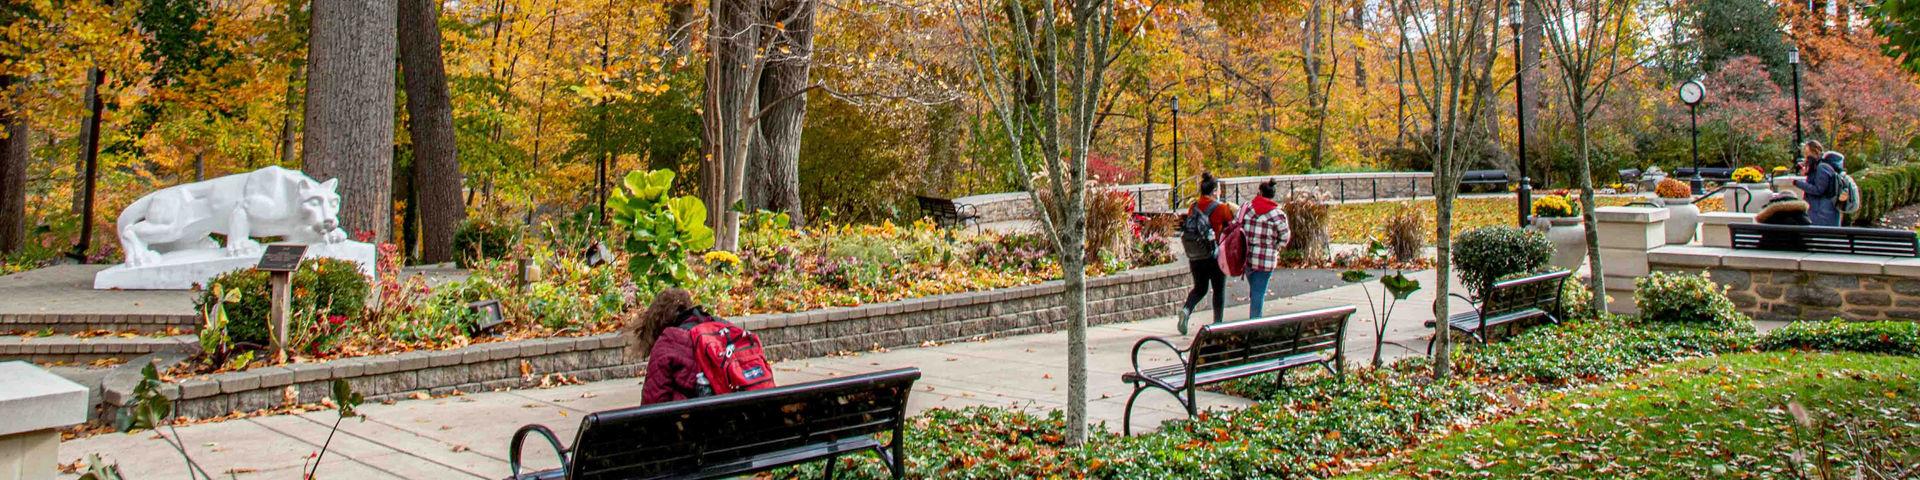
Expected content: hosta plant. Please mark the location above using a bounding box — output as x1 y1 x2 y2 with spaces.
606 169 715 290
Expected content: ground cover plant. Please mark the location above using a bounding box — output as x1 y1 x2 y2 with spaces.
1354 351 1920 479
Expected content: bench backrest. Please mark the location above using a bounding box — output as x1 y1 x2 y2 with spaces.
1462 170 1508 182
565 368 921 480
1729 223 1920 257
915 196 967 227
1482 270 1571 318
1188 305 1355 373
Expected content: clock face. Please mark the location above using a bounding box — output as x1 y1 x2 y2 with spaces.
1679 81 1704 104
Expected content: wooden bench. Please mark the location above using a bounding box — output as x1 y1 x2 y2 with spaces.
1120 305 1355 435
1461 169 1510 191
915 196 979 230
507 368 921 480
1429 270 1570 351
1729 223 1920 257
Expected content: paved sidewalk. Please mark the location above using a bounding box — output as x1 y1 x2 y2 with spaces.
61 270 1469 479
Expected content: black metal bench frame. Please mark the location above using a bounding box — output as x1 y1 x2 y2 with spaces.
1729 223 1920 258
1618 168 1642 185
914 196 979 230
1430 270 1570 351
1461 169 1510 191
507 368 921 480
1120 305 1355 435
1673 166 1735 183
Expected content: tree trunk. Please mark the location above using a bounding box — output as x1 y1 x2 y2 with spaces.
399 0 465 262
1430 173 1454 379
1059 227 1089 446
1575 118 1606 313
703 0 762 251
0 74 25 254
1352 4 1368 88
279 65 302 166
664 0 695 62
746 0 811 227
1303 1 1326 170
71 69 99 218
1519 0 1542 166
303 0 397 241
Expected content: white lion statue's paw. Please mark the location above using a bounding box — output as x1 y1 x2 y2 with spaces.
225 238 264 257
125 249 162 267
324 228 348 244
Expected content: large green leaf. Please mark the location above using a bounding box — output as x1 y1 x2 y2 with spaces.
1382 272 1422 300
1341 269 1375 283
621 169 675 201
667 196 715 251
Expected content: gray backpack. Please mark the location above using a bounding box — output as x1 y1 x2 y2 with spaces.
1825 152 1862 215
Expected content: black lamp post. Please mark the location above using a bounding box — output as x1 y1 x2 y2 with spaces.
1789 46 1804 159
1510 0 1531 227
1169 96 1181 208
1679 79 1706 195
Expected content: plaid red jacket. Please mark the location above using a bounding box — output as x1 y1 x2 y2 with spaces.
1237 198 1291 272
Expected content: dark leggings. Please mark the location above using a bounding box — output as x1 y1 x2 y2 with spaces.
1183 258 1226 324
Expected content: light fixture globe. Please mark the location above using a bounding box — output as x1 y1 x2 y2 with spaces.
1679 79 1705 106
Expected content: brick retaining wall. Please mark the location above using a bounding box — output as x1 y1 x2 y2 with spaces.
110 262 1189 420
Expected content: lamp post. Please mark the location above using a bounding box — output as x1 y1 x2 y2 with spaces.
1789 47 1804 159
1509 0 1531 227
1679 79 1706 195
1170 96 1181 208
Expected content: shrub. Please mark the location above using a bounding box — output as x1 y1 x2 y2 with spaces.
1531 194 1577 218
1282 190 1331 260
606 169 715 289
1382 202 1425 262
1451 226 1552 297
1848 162 1920 226
1634 271 1749 330
1760 320 1920 356
1654 178 1692 199
451 216 520 268
194 258 371 346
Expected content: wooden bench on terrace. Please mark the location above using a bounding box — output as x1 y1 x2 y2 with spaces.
1730 223 1920 257
915 196 980 230
1120 305 1355 435
507 368 921 480
1428 270 1571 350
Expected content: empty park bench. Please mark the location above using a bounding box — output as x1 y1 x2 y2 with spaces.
507 368 922 480
1429 270 1571 351
1673 167 1734 183
1730 223 1920 258
1618 168 1642 186
1120 305 1355 435
915 196 979 230
1461 169 1509 191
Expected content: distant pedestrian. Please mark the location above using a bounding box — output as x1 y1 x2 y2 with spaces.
1237 179 1291 318
1793 141 1845 226
1756 192 1812 226
1178 173 1236 334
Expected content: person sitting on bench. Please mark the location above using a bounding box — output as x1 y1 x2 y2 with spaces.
1756 192 1812 226
626 288 707 404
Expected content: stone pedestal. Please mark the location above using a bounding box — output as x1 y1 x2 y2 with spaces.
93 241 377 290
1596 206 1669 315
1700 212 1757 248
0 362 88 480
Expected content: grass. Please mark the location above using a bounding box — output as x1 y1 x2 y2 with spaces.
1352 351 1920 479
1326 196 1725 244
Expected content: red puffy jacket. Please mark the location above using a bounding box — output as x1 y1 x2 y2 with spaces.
640 326 702 404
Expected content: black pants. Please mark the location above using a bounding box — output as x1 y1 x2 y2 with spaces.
1183 258 1226 324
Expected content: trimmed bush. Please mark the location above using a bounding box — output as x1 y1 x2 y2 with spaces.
1634 271 1750 330
451 217 520 268
1451 226 1552 297
194 258 371 346
1761 320 1920 356
1847 162 1920 226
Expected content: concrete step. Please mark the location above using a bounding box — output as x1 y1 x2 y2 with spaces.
0 312 200 335
0 333 200 365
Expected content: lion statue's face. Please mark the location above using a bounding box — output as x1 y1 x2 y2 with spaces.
300 179 343 235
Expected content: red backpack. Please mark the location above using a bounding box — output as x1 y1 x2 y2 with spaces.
680 308 776 394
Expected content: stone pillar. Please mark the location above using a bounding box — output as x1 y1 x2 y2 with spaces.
0 362 88 480
1699 212 1756 248
1596 206 1669 315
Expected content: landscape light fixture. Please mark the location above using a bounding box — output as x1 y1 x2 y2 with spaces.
1678 79 1706 195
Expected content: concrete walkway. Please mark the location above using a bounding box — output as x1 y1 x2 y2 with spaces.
61 270 1469 479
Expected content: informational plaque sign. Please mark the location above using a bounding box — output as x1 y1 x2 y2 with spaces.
257 244 309 272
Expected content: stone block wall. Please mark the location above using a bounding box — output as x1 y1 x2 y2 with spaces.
953 183 1174 224
1652 266 1920 322
1216 172 1434 204
108 262 1188 420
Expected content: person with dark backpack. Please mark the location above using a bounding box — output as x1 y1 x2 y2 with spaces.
1178 173 1236 334
627 288 776 404
1793 141 1854 226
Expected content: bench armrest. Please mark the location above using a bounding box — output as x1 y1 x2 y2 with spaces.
955 202 979 219
1448 293 1484 325
509 424 569 480
1129 336 1188 380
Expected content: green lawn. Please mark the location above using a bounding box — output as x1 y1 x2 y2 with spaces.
1352 351 1920 479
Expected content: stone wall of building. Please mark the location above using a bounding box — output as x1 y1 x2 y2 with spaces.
107 262 1188 420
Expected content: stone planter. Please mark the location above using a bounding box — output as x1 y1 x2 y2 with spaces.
1532 216 1587 272
1660 197 1700 244
1727 183 1770 214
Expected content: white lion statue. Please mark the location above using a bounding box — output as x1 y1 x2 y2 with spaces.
95 166 375 290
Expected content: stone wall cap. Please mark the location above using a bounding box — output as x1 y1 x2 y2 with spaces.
1883 257 1920 278
1799 253 1888 275
0 361 88 435
1594 206 1669 223
1648 246 1726 268
1719 249 1810 270
1699 212 1758 225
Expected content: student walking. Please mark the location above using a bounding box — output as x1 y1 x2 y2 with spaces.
1178 173 1236 334
1238 180 1291 318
